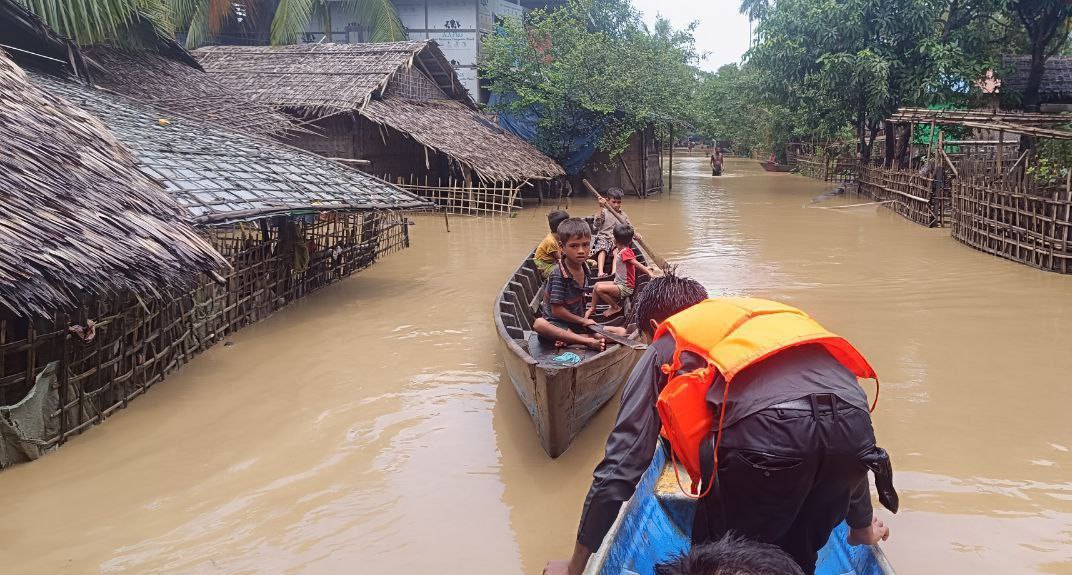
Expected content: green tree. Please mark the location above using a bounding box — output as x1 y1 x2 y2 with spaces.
1006 0 1072 111
743 0 1002 161
18 0 174 47
481 0 699 165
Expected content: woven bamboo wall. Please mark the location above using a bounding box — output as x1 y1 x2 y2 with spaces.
392 178 522 216
0 211 410 466
796 154 858 182
858 165 950 227
951 158 1072 273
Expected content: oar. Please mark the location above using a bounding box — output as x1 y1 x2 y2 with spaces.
581 179 670 271
588 324 647 351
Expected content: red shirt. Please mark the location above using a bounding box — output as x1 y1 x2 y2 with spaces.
614 247 637 288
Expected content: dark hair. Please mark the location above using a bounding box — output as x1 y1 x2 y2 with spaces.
613 223 634 245
606 187 625 201
655 533 804 575
556 217 592 244
547 210 570 233
633 268 707 336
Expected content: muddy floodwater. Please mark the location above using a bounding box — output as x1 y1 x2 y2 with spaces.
1 156 1071 574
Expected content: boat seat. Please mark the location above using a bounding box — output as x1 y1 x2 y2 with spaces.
525 330 597 367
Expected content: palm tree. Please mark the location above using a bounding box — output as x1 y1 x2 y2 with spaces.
173 0 406 48
17 0 174 47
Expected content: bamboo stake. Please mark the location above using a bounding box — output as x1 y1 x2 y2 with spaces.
582 179 668 271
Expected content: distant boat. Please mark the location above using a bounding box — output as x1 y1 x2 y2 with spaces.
585 444 896 575
493 247 651 457
759 161 794 172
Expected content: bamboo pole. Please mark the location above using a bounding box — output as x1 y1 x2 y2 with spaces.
582 179 668 271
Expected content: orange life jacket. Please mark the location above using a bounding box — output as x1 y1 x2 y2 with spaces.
654 298 878 497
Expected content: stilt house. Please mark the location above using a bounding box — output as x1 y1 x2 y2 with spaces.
194 41 565 209
0 0 430 467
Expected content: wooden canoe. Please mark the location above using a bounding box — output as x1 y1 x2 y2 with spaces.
759 161 794 172
585 444 896 574
494 249 649 458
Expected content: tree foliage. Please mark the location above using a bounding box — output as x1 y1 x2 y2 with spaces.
480 0 698 164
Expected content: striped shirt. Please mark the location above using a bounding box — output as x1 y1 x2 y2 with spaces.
541 259 590 322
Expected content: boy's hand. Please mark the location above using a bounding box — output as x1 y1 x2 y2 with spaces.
581 318 597 327
597 197 607 206
634 233 643 241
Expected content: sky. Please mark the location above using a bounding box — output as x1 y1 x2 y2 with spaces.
629 0 752 72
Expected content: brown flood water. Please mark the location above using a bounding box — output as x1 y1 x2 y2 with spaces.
1 156 1071 574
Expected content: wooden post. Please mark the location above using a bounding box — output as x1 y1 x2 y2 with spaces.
884 120 895 168
668 125 674 194
998 130 1004 181
639 129 649 198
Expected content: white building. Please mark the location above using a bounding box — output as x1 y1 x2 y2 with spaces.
304 0 525 101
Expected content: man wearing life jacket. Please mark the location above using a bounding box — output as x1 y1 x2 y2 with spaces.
544 272 898 575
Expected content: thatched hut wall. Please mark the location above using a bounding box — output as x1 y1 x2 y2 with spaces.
580 127 663 197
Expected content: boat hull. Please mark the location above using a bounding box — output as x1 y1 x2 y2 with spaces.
585 445 895 574
494 253 648 458
759 161 793 172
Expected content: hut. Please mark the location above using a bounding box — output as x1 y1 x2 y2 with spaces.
580 124 665 197
999 56 1072 113
0 0 430 466
194 41 565 214
0 49 230 466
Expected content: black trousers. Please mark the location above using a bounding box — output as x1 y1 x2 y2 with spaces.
691 397 877 574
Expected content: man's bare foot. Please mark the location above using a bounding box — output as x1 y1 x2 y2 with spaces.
583 336 606 351
847 516 890 546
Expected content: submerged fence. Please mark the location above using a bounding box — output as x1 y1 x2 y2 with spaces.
951 158 1072 273
858 165 951 227
796 155 858 183
0 210 409 467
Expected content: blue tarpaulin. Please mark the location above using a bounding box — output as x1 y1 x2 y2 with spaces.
489 92 600 175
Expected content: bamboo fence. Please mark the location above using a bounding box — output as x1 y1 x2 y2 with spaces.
951 157 1072 273
858 164 951 227
388 175 525 216
795 154 858 182
0 211 409 466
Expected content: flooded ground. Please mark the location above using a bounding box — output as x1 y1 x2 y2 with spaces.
1 156 1071 574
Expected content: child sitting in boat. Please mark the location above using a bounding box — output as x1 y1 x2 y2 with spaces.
586 224 653 320
533 218 627 351
534 210 570 279
590 188 639 275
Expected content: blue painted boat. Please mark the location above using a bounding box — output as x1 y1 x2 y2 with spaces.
585 444 895 575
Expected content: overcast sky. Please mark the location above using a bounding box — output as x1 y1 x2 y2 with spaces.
630 0 752 72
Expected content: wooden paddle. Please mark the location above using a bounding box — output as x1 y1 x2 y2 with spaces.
588 324 647 351
581 179 670 271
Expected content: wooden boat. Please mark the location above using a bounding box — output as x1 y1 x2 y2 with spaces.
494 249 650 458
585 444 896 574
759 160 794 172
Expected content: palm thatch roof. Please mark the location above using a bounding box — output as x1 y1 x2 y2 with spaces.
363 97 565 182
1001 56 1072 105
194 41 565 182
195 41 468 114
31 72 430 225
0 51 227 317
83 47 297 138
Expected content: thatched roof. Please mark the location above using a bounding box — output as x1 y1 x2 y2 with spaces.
194 41 565 182
31 72 430 225
195 41 469 115
1001 56 1072 105
83 47 297 138
0 51 227 317
363 97 565 182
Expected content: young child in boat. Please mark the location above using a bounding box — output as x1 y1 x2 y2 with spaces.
533 218 627 351
586 224 654 320
590 188 638 275
534 210 570 279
